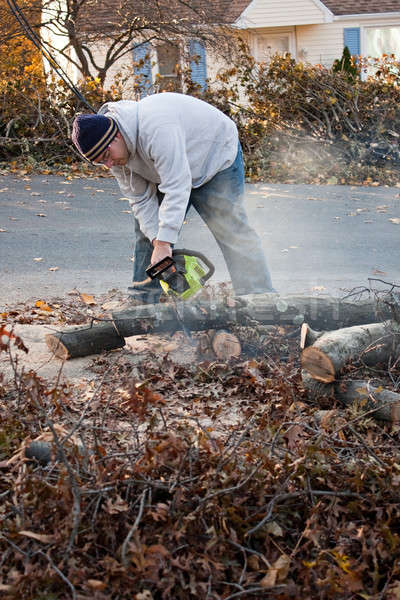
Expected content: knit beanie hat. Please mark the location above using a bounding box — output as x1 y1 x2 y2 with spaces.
71 114 118 162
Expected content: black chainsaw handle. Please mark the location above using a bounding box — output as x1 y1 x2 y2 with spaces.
173 249 215 283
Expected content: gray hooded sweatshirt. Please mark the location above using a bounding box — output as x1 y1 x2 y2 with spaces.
98 93 238 244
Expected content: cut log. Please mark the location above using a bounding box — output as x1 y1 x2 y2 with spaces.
211 330 241 359
301 320 400 383
45 322 125 360
45 294 392 360
335 379 400 422
302 372 400 423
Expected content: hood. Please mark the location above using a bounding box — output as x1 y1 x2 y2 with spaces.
98 100 139 157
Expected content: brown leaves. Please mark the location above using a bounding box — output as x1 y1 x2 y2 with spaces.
80 293 97 305
104 495 129 514
1 311 400 599
0 324 28 353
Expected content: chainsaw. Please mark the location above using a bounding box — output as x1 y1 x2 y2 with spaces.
146 249 215 300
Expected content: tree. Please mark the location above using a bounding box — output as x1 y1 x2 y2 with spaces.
33 0 237 85
332 45 359 82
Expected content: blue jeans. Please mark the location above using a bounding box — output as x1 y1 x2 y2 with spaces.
128 143 275 302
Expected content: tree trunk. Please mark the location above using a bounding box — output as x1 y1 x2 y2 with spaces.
301 320 400 383
45 294 392 360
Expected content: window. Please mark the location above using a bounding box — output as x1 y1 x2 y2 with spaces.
363 25 400 78
365 26 400 58
155 43 182 92
255 33 294 63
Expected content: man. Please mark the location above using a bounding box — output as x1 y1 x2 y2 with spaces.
72 92 275 304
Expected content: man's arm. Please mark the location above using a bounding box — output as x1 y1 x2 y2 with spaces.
146 124 192 246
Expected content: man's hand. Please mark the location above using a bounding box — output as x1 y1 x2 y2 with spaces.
151 239 172 265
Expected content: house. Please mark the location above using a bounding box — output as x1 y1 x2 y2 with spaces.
230 0 400 68
134 0 400 95
41 0 400 94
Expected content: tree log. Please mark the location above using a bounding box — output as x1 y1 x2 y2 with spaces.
335 379 400 422
302 372 400 422
45 294 391 360
301 320 400 383
211 330 241 359
45 322 125 360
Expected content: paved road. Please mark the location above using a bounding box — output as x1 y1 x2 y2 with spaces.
1 174 399 306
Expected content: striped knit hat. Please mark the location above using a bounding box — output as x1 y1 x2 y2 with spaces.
71 114 118 162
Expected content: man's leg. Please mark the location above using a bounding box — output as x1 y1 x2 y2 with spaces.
127 216 162 303
189 143 275 295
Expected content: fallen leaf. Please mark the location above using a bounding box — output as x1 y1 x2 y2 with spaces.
18 530 56 544
35 300 52 312
87 580 107 591
260 554 290 588
266 521 283 537
135 592 154 600
104 495 129 514
80 293 97 305
284 424 306 451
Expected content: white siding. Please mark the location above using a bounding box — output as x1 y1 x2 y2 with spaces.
89 43 135 97
296 15 400 67
239 0 327 28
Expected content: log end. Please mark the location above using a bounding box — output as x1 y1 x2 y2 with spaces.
45 333 70 360
301 346 336 383
211 331 241 360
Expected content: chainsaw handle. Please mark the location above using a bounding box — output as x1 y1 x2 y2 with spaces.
172 249 215 283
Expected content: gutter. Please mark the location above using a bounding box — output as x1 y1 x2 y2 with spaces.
334 12 400 21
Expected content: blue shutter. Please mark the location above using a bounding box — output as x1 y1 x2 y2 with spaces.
133 42 152 97
344 27 361 57
189 39 207 91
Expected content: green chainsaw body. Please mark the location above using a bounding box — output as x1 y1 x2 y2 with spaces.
146 249 215 300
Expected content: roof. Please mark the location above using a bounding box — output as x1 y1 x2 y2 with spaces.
321 0 400 15
228 0 400 22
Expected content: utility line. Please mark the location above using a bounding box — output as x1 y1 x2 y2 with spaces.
6 0 95 112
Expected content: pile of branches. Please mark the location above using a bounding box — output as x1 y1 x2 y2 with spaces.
201 46 400 183
1 322 400 599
